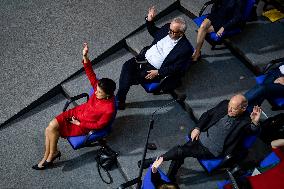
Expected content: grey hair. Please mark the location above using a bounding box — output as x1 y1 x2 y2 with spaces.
171 17 187 33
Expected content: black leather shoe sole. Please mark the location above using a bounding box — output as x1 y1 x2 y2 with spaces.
137 158 154 169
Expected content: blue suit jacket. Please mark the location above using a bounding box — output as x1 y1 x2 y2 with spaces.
145 20 194 78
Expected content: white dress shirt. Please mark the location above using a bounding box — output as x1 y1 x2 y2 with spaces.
145 35 180 69
279 65 284 74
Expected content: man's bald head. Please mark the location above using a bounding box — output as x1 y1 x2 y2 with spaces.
227 94 248 117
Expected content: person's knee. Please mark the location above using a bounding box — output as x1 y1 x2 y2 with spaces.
199 20 210 31
198 24 207 32
47 119 59 132
271 139 284 148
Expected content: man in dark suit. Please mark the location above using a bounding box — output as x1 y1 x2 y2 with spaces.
116 6 194 110
140 94 261 181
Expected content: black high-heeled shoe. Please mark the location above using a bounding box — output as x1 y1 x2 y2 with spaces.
50 151 61 162
32 161 52 170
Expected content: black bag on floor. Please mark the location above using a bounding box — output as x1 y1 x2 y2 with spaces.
95 146 118 184
260 113 284 144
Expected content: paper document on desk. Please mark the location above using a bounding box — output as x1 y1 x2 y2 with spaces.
251 168 261 176
262 9 284 22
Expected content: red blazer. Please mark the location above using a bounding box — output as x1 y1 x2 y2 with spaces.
56 59 115 137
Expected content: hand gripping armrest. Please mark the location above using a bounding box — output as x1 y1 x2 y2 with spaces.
62 93 89 112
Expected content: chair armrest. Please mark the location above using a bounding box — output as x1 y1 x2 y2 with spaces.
159 75 169 85
199 0 215 17
226 168 240 189
62 93 89 112
218 154 234 168
82 130 95 145
263 57 284 74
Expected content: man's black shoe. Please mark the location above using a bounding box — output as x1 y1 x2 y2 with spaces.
117 101 126 110
137 158 154 169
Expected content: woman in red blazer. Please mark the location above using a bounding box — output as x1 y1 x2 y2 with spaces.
32 43 116 170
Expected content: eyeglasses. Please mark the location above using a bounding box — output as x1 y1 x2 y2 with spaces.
169 28 181 34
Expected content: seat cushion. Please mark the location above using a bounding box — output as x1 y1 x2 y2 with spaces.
193 15 208 27
141 82 160 93
67 129 109 150
198 158 223 173
260 152 280 168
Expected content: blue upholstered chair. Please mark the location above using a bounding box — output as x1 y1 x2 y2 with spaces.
186 134 257 173
141 167 171 189
255 75 284 110
193 0 255 49
259 151 280 168
63 88 117 150
141 75 173 93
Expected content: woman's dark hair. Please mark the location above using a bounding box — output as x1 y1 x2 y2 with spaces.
98 78 116 96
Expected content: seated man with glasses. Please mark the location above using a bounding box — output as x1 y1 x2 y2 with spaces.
116 6 194 110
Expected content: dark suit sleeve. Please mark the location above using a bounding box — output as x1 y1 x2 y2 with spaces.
223 0 243 30
146 20 160 38
196 100 228 131
158 50 192 77
151 171 165 188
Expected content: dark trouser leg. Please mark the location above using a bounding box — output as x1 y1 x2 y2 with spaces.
244 85 266 112
245 83 284 112
162 140 214 180
117 57 139 102
117 57 159 102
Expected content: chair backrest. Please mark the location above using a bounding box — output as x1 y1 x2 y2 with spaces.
141 167 171 189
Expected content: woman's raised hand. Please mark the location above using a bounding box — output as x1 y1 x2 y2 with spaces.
83 42 89 57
